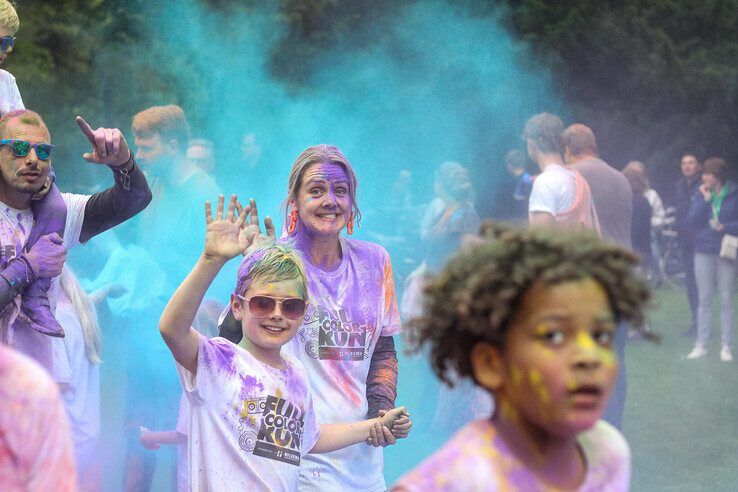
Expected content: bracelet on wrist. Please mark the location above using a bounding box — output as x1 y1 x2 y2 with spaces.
108 150 134 190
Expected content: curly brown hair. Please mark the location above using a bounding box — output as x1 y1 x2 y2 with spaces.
408 223 651 386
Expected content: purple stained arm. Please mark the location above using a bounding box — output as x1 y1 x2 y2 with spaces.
366 335 398 419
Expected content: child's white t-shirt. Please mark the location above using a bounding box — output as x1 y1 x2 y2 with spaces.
283 237 402 491
0 69 24 115
393 419 630 491
176 334 321 492
175 392 189 492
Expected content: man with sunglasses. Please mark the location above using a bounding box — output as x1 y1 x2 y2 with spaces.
0 109 152 371
0 0 23 116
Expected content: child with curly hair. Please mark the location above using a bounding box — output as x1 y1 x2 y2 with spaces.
394 224 650 491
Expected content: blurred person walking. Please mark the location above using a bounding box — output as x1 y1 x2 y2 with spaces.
685 158 738 361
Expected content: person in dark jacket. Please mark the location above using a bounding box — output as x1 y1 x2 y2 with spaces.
623 164 653 271
673 153 702 336
685 157 738 361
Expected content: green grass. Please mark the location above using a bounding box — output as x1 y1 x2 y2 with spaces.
626 286 738 491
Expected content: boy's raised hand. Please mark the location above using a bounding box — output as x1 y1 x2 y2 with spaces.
236 198 277 255
204 195 251 262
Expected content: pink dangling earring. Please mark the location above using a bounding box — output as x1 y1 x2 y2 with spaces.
347 213 354 235
288 209 298 234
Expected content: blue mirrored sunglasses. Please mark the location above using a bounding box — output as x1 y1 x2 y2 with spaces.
1 36 15 53
0 139 55 161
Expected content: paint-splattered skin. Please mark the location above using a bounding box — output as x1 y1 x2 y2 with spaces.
290 163 353 269
464 278 619 489
493 278 618 441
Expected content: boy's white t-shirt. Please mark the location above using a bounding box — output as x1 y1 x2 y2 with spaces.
528 164 577 220
393 419 630 491
283 237 403 492
175 392 189 492
176 334 321 492
0 69 24 115
50 287 101 473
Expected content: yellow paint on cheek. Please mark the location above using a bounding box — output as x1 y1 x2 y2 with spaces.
533 323 548 336
510 365 523 387
528 369 550 404
599 348 617 367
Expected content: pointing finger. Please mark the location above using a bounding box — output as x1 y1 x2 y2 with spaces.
75 116 96 144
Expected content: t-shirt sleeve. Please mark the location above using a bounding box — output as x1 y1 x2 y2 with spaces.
175 392 189 436
61 193 92 249
528 175 558 216
380 250 402 337
581 420 631 490
175 334 232 406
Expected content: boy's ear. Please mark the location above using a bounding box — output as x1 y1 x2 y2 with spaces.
230 294 244 321
471 342 504 391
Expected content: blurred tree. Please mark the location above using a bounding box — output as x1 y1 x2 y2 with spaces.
495 0 738 193
5 0 737 198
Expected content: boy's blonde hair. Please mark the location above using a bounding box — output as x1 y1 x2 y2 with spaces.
234 244 308 300
0 1 19 33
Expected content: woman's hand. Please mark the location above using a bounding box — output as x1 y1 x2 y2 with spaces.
366 406 411 447
203 194 251 263
699 183 712 201
236 198 277 255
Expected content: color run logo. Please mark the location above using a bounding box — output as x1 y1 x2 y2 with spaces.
301 304 370 361
244 394 305 466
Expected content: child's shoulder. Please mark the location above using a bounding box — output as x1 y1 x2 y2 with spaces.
578 420 630 459
579 419 630 462
577 420 631 491
393 419 503 491
0 68 16 84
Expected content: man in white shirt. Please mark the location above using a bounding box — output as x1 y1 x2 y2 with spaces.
524 112 599 233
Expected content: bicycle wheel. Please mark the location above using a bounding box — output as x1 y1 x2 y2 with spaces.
660 243 686 288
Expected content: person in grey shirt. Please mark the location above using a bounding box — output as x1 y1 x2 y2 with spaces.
563 124 633 249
